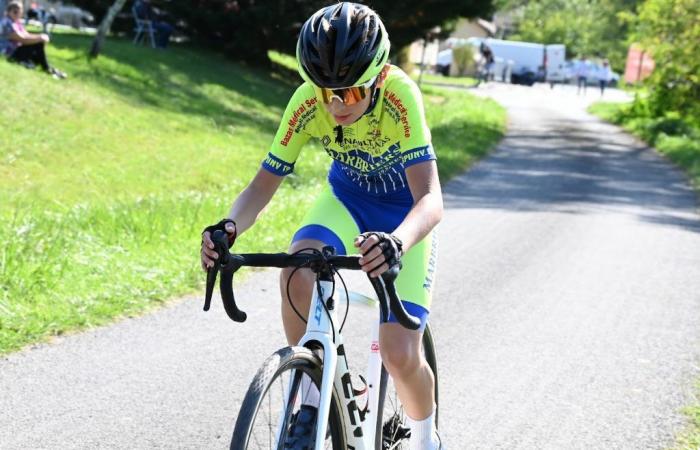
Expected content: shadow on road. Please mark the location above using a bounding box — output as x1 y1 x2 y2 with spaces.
443 118 700 234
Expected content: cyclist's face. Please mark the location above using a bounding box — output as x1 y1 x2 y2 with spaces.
323 64 390 126
323 93 371 126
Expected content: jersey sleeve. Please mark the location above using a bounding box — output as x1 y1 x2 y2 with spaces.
263 84 318 176
384 74 436 169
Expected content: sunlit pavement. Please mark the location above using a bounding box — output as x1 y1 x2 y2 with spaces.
1 79 699 450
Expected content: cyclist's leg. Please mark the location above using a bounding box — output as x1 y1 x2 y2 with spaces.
379 231 439 445
279 186 360 443
280 186 360 345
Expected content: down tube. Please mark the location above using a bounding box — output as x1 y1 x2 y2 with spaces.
333 329 373 450
364 319 382 448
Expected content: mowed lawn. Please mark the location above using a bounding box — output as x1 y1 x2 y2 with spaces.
0 33 505 353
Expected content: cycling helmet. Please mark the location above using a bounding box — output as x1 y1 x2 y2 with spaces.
296 2 390 89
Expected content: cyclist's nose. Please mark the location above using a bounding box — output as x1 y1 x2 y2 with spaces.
326 98 346 114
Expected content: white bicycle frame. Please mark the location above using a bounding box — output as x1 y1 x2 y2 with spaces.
284 278 387 450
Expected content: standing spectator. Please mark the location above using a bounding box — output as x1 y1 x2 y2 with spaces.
575 56 590 95
0 1 67 78
133 0 173 49
597 59 613 96
479 41 495 83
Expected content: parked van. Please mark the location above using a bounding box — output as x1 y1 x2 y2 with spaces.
446 37 566 86
544 44 566 84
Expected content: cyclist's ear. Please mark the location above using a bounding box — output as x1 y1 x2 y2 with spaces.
376 64 390 88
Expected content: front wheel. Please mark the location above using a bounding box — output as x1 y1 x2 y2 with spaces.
231 346 346 449
376 323 439 449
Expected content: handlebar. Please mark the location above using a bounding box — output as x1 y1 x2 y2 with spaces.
204 230 421 330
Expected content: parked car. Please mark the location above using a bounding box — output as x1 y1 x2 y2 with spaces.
27 2 94 29
562 60 620 86
50 4 94 28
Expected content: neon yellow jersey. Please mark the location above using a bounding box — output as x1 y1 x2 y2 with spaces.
262 65 435 196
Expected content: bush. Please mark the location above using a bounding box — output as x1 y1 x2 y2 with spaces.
452 44 475 76
633 0 700 119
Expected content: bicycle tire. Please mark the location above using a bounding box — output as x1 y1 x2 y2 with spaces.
231 346 347 450
375 323 439 450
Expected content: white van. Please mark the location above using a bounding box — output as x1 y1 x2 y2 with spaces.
448 37 566 86
544 44 566 84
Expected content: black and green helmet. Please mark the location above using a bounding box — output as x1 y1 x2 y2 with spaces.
296 2 391 89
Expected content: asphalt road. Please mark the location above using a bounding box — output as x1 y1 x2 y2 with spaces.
2 83 700 450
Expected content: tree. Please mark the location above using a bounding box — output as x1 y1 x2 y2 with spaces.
499 0 643 71
88 0 128 58
632 0 700 119
74 0 494 66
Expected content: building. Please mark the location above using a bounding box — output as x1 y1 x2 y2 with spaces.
407 18 497 70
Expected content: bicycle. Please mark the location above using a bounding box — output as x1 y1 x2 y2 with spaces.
204 230 439 449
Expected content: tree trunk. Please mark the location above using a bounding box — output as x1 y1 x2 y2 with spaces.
89 0 129 59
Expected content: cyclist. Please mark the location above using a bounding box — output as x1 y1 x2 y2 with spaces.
201 3 443 448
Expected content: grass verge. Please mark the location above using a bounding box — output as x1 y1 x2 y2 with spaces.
413 72 479 89
672 391 700 450
589 102 700 190
0 34 505 354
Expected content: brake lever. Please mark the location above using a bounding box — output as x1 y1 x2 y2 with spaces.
203 230 247 322
368 275 390 323
204 261 218 312
203 230 227 312
367 266 421 331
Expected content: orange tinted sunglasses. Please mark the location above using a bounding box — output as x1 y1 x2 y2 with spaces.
315 76 378 105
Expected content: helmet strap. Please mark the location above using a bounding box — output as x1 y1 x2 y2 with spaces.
362 84 382 117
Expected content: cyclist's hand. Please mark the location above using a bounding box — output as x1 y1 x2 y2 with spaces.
354 232 403 278
201 219 237 271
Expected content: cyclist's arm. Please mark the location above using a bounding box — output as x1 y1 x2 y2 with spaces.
226 84 317 234
226 167 284 236
392 159 443 252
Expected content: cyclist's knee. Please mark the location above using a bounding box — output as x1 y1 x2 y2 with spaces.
280 266 314 299
280 239 325 299
379 325 422 378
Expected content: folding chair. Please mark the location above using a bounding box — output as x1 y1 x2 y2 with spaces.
132 4 155 48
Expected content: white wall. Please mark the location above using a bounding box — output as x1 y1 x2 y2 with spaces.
408 39 439 66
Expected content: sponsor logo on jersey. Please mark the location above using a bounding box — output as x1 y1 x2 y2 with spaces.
323 146 400 176
263 154 293 174
404 148 428 162
423 231 438 291
280 98 318 146
384 90 411 138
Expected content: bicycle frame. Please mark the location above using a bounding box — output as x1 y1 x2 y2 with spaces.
291 279 384 450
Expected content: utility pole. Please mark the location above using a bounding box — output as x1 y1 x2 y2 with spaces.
417 26 440 88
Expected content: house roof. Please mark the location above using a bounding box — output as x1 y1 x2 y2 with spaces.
476 18 497 36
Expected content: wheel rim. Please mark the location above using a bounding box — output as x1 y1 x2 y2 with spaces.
245 366 338 449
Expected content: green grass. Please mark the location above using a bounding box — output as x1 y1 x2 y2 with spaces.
670 382 700 450
0 34 505 354
414 72 479 88
589 102 700 190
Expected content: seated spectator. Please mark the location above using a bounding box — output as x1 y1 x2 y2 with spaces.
0 1 66 78
133 0 173 49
